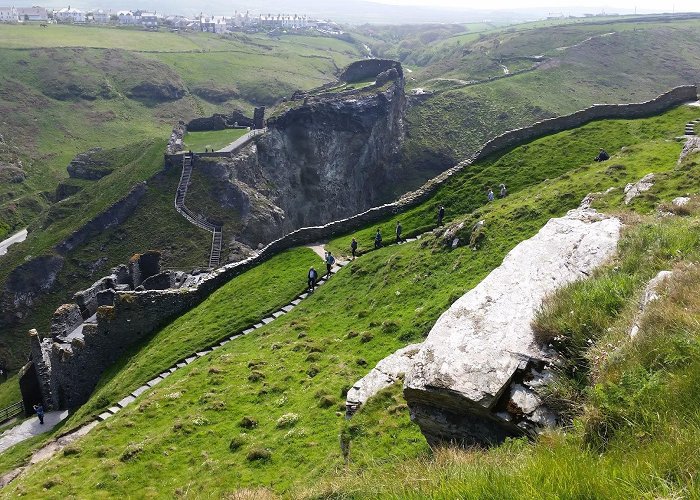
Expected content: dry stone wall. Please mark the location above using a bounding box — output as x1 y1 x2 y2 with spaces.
22 85 697 412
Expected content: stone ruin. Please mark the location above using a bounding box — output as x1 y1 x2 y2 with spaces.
19 250 214 413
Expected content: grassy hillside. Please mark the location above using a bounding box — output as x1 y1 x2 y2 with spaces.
3 105 697 496
389 16 700 189
0 25 360 369
0 25 360 232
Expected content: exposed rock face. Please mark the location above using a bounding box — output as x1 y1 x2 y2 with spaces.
128 81 185 102
0 255 64 326
629 270 673 339
346 344 421 415
679 136 700 163
403 208 622 447
624 173 655 204
339 59 404 83
66 148 113 180
194 77 406 248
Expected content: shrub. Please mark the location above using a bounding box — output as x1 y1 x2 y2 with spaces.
229 436 246 452
248 371 265 382
360 332 374 343
318 395 336 408
120 443 144 462
246 447 271 462
239 416 258 429
306 365 320 378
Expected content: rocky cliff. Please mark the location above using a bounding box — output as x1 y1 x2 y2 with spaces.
190 75 406 254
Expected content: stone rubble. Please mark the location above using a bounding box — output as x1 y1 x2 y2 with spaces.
624 173 655 204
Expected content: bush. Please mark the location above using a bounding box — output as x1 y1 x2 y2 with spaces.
318 395 336 408
229 436 246 452
246 447 271 462
239 416 258 429
120 443 144 462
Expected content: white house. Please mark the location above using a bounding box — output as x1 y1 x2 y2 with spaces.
200 15 226 33
55 6 84 23
18 6 48 21
0 6 19 22
258 13 309 29
117 10 135 24
92 8 109 23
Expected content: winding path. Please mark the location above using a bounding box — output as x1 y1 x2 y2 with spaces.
0 229 27 257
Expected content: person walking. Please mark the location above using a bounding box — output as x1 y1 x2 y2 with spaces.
351 237 358 260
437 205 445 227
487 188 494 202
499 184 507 198
325 251 335 279
396 221 403 243
307 267 318 292
374 229 382 249
33 403 44 425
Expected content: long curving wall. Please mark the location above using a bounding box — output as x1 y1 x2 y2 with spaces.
24 85 698 411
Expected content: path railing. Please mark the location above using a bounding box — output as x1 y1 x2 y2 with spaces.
0 401 23 423
216 128 267 153
174 154 223 268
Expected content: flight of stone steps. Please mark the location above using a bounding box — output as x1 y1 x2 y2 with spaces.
685 119 699 136
174 154 223 268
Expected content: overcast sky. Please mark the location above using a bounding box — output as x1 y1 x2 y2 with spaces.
368 0 700 12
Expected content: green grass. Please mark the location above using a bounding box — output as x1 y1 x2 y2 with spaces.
313 213 700 499
4 107 697 495
65 248 321 428
183 129 248 152
0 374 21 409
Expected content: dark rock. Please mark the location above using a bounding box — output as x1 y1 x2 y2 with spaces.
141 271 175 290
50 303 83 339
191 85 239 103
66 148 113 180
128 81 185 102
339 59 403 83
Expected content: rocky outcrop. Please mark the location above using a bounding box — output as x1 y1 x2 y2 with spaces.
0 255 64 326
629 270 673 338
402 208 622 447
679 136 700 163
66 148 113 180
346 344 421 415
624 173 655 204
339 59 404 83
192 76 406 251
128 81 185 103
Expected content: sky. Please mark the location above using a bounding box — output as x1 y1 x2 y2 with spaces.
368 0 700 13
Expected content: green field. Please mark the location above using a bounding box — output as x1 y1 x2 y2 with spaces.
183 129 249 152
3 105 698 496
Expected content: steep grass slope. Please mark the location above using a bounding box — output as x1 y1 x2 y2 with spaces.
3 105 697 496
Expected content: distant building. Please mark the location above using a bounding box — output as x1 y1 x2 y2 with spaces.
117 10 136 25
0 6 19 22
230 10 251 27
140 12 160 28
55 6 84 23
92 8 109 23
200 14 226 33
258 13 309 29
16 6 48 21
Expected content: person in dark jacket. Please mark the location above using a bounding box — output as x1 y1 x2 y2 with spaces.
33 403 44 425
351 238 358 260
437 205 445 227
396 221 403 243
374 229 382 249
307 267 318 292
594 149 610 162
325 251 335 279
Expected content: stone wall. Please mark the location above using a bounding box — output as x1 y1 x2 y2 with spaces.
23 85 697 412
187 111 254 132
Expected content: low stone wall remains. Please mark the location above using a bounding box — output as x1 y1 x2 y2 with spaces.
23 85 697 411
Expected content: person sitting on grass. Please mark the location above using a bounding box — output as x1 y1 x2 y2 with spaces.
594 148 610 162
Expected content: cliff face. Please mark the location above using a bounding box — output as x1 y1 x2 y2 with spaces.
194 78 406 252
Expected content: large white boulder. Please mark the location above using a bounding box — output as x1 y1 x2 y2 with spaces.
403 208 622 446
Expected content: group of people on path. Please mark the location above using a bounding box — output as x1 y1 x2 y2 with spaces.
307 251 336 292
